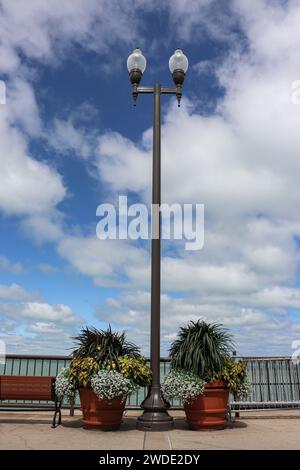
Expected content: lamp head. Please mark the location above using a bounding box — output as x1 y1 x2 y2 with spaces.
169 49 188 86
127 48 147 86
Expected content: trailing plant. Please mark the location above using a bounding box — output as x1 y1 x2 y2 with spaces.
55 368 76 401
72 326 140 366
169 320 233 380
118 355 152 387
215 357 251 399
162 368 205 404
90 370 136 402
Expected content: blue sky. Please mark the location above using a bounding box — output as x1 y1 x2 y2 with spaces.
1 0 300 356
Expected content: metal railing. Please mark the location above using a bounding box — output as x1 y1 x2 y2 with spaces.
231 356 300 411
1 354 300 411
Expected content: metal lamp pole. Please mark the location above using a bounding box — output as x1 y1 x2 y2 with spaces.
127 49 189 432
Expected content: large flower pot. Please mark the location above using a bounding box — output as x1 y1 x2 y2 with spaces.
184 380 229 430
79 388 125 430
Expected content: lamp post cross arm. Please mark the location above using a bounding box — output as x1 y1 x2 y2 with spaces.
136 86 178 94
134 85 182 106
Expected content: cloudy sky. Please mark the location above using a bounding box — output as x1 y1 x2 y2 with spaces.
1 0 300 356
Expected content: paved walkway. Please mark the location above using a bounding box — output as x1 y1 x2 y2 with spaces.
1 410 300 450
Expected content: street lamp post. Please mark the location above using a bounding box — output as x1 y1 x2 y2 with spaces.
127 48 189 431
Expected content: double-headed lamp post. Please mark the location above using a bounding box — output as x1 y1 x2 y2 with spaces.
127 48 189 431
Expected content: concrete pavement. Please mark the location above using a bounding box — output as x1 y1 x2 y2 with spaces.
0 410 300 450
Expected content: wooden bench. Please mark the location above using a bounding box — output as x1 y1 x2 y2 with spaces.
0 375 61 428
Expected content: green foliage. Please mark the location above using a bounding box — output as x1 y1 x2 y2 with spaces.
118 356 152 387
72 326 140 366
169 320 234 380
162 368 205 404
101 358 118 371
69 357 100 388
215 357 250 397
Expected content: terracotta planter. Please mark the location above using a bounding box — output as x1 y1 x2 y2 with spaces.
184 380 229 430
79 388 125 430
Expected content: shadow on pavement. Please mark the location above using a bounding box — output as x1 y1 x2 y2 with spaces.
173 417 248 431
61 416 138 431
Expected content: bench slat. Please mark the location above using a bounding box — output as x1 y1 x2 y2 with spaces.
0 375 55 401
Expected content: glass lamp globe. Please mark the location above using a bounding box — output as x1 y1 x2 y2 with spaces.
127 48 147 74
169 49 189 74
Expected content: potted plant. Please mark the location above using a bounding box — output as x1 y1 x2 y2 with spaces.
162 320 249 430
55 326 152 430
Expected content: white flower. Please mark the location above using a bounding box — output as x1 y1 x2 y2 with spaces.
55 368 75 401
90 370 136 402
162 369 205 404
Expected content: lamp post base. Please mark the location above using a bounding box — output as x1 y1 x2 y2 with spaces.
136 384 174 431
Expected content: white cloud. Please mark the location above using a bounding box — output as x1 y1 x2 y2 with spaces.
97 132 151 195
88 0 300 355
193 59 216 77
0 283 36 302
253 287 300 310
0 330 76 355
0 82 66 241
97 289 300 356
46 103 99 160
2 0 300 355
0 0 154 242
0 1 138 71
0 295 82 354
0 256 24 274
48 118 94 160
6 78 42 137
57 235 149 287
162 258 260 293
0 0 167 80
21 302 77 323
21 214 64 243
0 111 66 218
35 263 58 274
167 0 236 43
28 322 64 334
14 302 78 324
